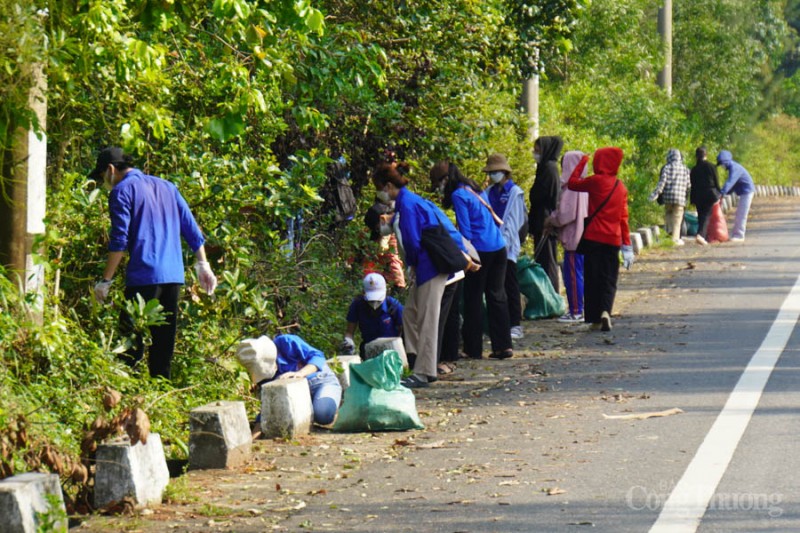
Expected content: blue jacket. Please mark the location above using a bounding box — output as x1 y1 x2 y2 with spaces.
346 296 403 344
451 187 505 253
718 151 755 196
273 334 328 379
484 181 526 262
395 187 466 286
108 169 205 287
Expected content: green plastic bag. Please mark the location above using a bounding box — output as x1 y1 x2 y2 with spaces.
517 256 566 320
333 350 425 432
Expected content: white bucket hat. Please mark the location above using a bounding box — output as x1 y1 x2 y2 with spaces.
236 335 278 384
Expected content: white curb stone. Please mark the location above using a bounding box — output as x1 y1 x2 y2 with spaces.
95 434 170 509
629 232 644 254
637 227 653 247
333 355 362 391
260 378 313 438
189 401 252 470
363 337 409 368
0 473 66 533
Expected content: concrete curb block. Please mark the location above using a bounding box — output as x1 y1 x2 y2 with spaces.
189 401 252 470
260 378 313 439
95 434 170 509
0 473 66 533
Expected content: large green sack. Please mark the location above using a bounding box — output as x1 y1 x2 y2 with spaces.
517 255 566 320
333 350 425 432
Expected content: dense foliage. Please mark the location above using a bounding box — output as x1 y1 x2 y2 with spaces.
2 0 800 513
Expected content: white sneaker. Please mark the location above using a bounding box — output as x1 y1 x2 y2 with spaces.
510 326 524 339
557 313 583 324
730 237 745 242
695 235 708 245
674 238 685 246
600 311 612 332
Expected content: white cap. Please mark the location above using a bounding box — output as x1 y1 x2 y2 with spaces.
235 335 278 384
363 273 387 302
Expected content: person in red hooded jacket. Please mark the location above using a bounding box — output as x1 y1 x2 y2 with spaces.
567 147 633 332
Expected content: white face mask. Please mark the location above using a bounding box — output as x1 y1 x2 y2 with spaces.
376 190 391 203
488 171 505 183
368 300 382 310
533 153 541 163
379 222 393 236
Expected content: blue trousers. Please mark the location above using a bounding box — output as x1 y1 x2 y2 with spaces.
561 251 584 316
307 367 342 425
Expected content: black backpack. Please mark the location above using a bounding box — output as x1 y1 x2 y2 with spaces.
329 156 357 223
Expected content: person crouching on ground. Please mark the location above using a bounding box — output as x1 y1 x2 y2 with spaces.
237 334 341 425
341 273 404 357
567 147 634 332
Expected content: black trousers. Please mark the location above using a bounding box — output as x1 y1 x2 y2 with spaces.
504 259 521 328
534 233 560 293
120 283 181 379
439 280 462 363
463 248 511 358
581 240 620 324
695 200 716 238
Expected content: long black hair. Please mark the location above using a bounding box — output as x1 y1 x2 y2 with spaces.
441 162 481 209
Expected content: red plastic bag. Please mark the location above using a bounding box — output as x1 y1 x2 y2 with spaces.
707 201 729 243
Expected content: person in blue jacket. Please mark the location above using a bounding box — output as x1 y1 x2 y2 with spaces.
717 150 755 241
272 334 342 425
341 273 404 357
90 147 217 379
372 163 477 388
431 161 513 361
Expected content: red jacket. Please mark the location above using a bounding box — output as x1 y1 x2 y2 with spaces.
567 147 631 247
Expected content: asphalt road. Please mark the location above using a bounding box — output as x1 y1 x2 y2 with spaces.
78 197 800 532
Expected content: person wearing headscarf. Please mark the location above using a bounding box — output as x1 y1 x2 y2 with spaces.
649 148 691 245
567 147 633 332
546 151 590 323
431 161 513 360
689 147 722 245
529 136 564 292
717 150 755 242
482 154 528 339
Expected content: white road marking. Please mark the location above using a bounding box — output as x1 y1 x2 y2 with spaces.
649 273 800 533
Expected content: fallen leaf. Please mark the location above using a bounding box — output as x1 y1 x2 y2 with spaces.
602 407 683 420
547 487 567 496
416 440 446 449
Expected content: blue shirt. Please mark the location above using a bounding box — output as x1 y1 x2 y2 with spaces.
487 180 515 219
452 187 506 253
718 151 755 196
346 296 403 344
273 334 329 379
395 187 466 286
108 169 205 287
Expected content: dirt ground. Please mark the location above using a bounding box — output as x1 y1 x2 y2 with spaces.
73 198 785 532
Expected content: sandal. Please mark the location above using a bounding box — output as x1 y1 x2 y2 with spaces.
437 362 456 375
489 349 513 360
401 374 430 388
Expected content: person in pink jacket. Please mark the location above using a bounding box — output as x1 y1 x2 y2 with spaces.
546 151 590 323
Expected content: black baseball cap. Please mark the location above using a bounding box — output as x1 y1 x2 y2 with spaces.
89 147 125 180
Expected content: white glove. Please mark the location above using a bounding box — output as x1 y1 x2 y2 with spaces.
648 192 658 202
236 336 278 384
94 279 112 303
621 245 634 270
195 260 217 295
340 336 356 355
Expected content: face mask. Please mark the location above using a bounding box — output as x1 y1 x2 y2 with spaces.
533 153 541 163
376 190 391 203
368 300 382 310
489 171 505 184
379 222 392 236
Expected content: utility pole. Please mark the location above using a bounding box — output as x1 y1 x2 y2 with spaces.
0 57 47 316
657 0 673 97
521 47 540 143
